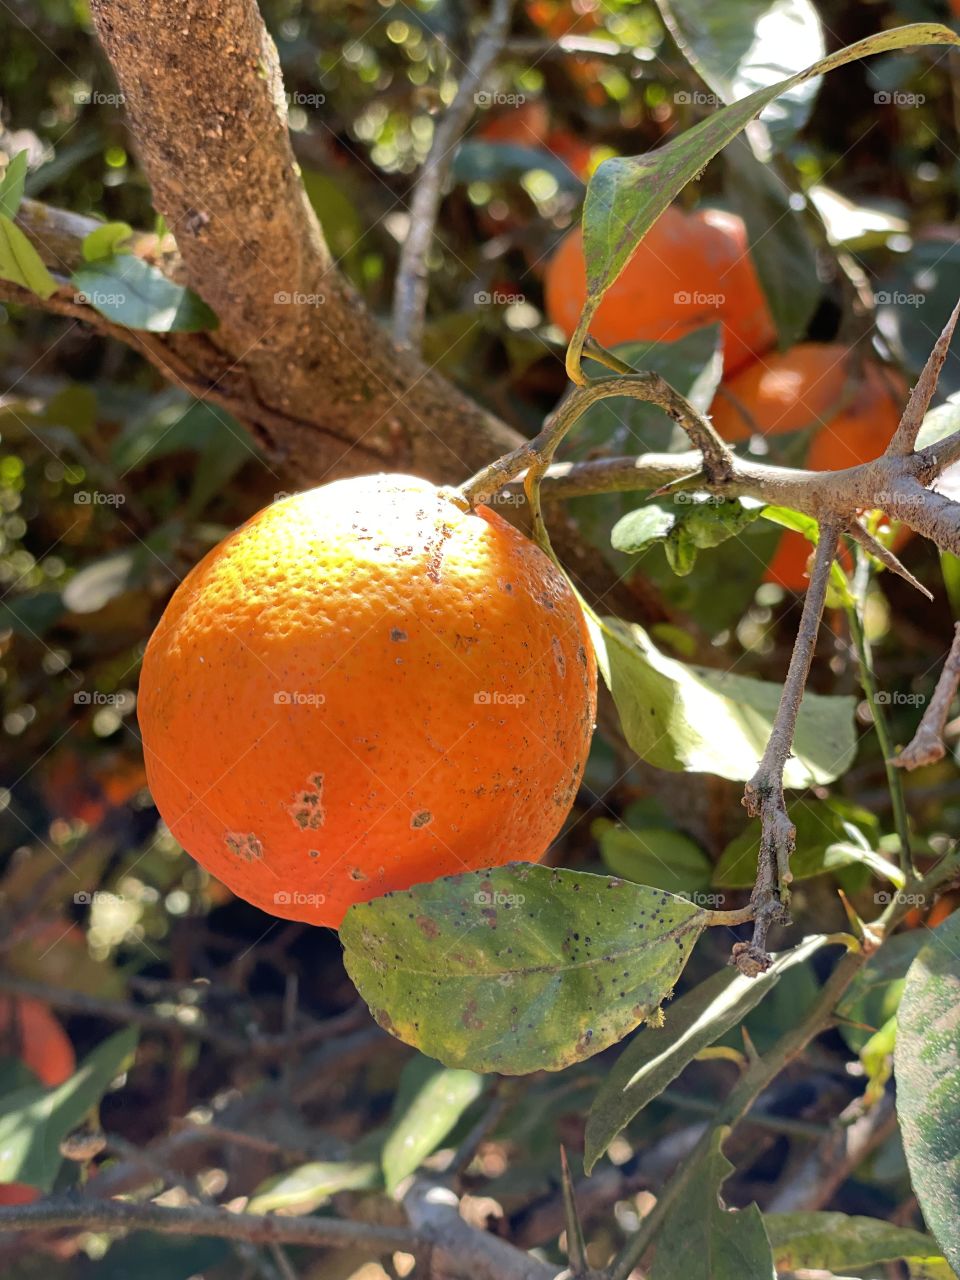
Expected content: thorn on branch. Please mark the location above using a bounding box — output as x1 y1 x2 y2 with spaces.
892 621 960 770
845 519 932 598
888 295 960 458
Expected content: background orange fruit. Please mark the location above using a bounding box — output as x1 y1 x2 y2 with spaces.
0 996 75 1087
544 205 776 374
710 344 909 588
138 474 597 929
476 98 550 147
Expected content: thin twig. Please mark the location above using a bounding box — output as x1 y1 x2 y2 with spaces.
737 522 841 976
0 1196 418 1252
893 620 960 770
392 0 517 350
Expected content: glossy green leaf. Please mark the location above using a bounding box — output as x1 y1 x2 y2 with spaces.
585 935 828 1172
713 797 892 888
765 1211 945 1272
594 819 712 894
569 24 959 377
724 137 820 348
0 214 57 299
82 221 134 262
0 1028 137 1190
895 909 960 1271
248 1159 380 1213
382 1057 485 1191
649 1128 775 1280
0 151 29 219
587 611 857 786
341 865 708 1075
71 255 217 332
656 0 825 145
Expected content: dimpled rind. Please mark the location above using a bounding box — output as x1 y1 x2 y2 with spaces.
137 473 598 928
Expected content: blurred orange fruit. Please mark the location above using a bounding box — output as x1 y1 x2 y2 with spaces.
0 996 75 1087
710 344 909 588
476 98 550 147
544 206 776 374
138 475 597 929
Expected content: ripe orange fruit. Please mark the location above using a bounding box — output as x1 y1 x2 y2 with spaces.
138 474 597 929
0 996 75 1087
544 205 776 374
710 344 908 588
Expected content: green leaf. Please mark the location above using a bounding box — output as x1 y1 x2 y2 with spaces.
0 151 29 219
723 137 820 348
587 611 857 786
0 591 64 639
248 1159 380 1213
765 1211 946 1272
0 1028 137 1190
341 864 708 1075
382 1057 485 1192
585 935 829 1172
837 929 924 1054
71 255 217 332
712 797 892 888
82 221 134 262
0 214 57 299
613 496 764 576
656 0 825 145
593 819 713 894
569 23 959 377
895 909 960 1271
649 1128 775 1280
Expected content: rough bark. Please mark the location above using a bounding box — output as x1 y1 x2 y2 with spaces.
84 0 522 485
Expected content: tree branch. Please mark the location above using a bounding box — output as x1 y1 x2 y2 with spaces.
392 0 517 351
736 523 841 976
892 620 960 770
0 1196 418 1253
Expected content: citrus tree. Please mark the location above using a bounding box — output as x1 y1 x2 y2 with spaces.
1 1 960 1278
